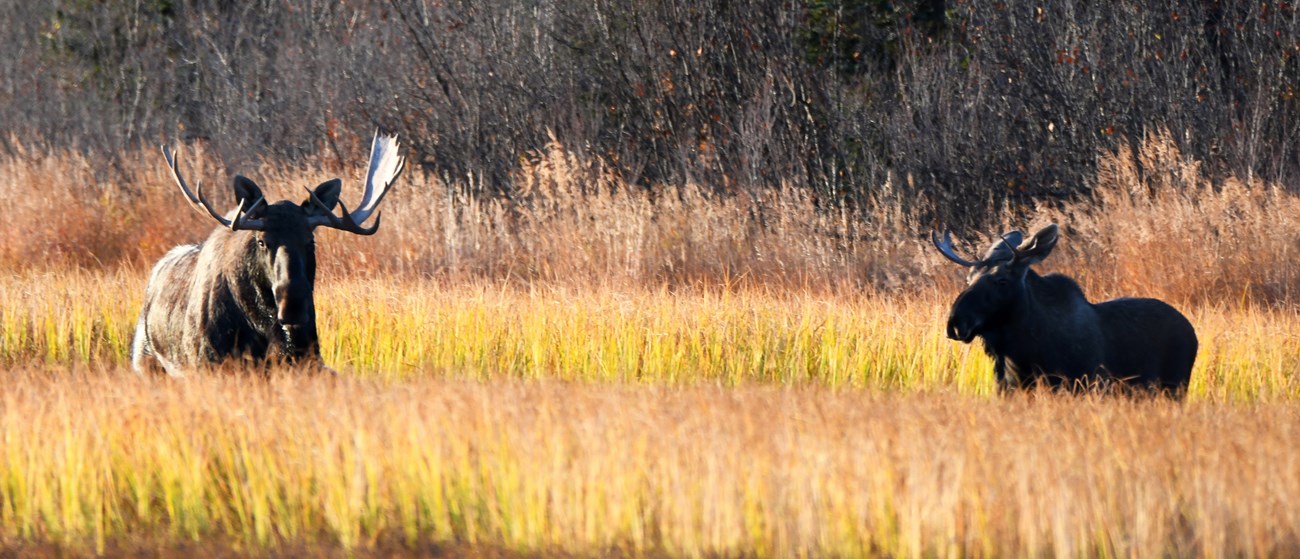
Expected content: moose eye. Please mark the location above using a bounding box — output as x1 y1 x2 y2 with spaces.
256 238 267 249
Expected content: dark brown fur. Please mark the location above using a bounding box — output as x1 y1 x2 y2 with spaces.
939 225 1198 397
131 181 340 375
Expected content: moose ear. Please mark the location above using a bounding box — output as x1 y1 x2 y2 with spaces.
232 175 264 206
304 178 342 214
1014 224 1060 266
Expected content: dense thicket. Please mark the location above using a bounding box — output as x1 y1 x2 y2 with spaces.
2 0 1296 225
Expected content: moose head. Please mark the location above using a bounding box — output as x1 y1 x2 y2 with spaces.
932 224 1059 343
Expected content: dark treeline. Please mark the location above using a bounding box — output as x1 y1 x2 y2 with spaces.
2 0 1297 226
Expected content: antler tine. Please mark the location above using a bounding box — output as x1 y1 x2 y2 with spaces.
931 229 980 267
226 197 270 231
161 144 266 231
161 145 195 206
353 131 405 224
307 131 404 235
162 144 232 227
305 186 380 235
1000 232 1023 262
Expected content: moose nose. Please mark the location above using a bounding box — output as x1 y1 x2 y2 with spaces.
277 299 307 326
946 319 963 341
946 315 977 343
275 287 309 326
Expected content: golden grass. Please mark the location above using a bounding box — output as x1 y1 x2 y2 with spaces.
1044 129 1300 305
1 372 1297 557
1 271 1298 401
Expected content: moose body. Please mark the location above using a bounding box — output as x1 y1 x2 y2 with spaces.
132 132 405 376
131 207 323 373
935 224 1197 395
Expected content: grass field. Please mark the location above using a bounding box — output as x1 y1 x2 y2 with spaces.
2 273 1299 556
3 372 1299 557
3 272 1299 400
2 133 1300 556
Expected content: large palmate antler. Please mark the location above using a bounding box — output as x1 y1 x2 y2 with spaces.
161 145 266 231
305 131 406 235
931 229 979 267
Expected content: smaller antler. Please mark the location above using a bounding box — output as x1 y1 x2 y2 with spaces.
931 230 980 267
161 145 266 231
306 131 405 235
999 232 1022 262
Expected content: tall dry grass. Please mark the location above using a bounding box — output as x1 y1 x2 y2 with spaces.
1047 129 1300 305
5 130 1300 305
0 135 916 291
2 372 1298 557
3 130 1300 398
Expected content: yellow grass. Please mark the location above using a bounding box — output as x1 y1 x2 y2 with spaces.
3 271 1300 401
1 373 1298 557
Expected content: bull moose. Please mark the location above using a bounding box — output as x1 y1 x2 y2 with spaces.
131 132 405 376
932 224 1197 396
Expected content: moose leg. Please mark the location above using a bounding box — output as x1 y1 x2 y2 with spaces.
131 315 186 378
994 358 1019 393
130 315 153 375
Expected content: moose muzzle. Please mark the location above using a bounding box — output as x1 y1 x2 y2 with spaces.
946 314 979 343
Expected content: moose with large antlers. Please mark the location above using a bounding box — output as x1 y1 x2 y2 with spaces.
131 132 405 376
933 224 1198 396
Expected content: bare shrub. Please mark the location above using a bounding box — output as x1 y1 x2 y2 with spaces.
2 1 1294 225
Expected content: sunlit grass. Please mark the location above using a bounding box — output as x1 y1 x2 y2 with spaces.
1 131 1296 555
1 270 1298 401
318 280 997 392
0 372 1297 556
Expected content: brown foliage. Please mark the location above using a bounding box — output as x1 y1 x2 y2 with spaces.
1 131 1297 307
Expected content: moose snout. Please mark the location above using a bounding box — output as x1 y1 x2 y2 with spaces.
276 297 310 326
273 281 312 327
276 304 297 325
946 314 979 343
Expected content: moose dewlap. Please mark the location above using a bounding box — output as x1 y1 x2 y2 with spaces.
933 224 1198 396
131 132 405 376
